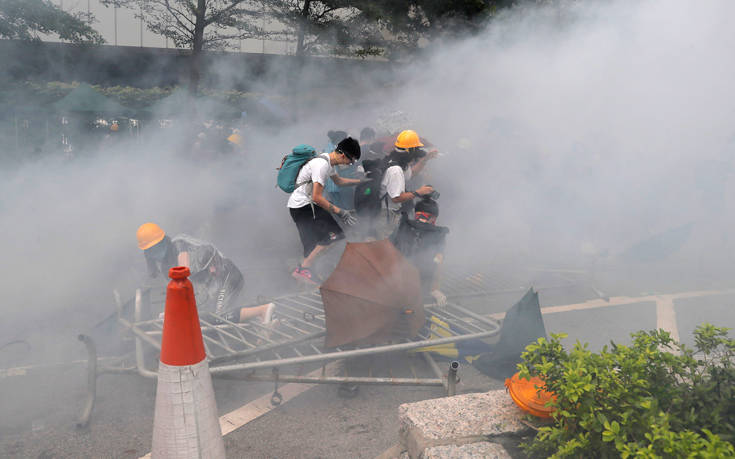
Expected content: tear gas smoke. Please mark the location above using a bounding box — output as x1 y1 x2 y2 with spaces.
2 0 735 361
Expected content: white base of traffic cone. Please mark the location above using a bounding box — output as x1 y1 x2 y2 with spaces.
151 360 225 459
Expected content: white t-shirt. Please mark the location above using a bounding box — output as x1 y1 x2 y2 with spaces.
380 164 412 212
287 153 334 208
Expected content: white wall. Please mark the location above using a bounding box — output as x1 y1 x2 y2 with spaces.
55 0 287 53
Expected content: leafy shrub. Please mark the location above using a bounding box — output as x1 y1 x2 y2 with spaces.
518 323 735 458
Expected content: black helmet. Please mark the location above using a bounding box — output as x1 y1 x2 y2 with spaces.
336 137 361 161
415 197 439 218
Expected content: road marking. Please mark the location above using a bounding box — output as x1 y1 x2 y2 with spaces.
218 361 340 435
0 357 121 380
656 296 680 343
488 288 735 320
138 361 341 459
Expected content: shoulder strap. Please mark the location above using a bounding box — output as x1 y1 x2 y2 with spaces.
295 154 330 189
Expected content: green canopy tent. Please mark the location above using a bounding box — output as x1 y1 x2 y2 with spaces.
139 88 241 120
51 83 131 116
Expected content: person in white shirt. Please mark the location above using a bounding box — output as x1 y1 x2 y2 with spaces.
288 137 363 283
377 130 437 238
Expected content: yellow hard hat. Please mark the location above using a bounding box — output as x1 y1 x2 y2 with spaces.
136 222 165 250
395 130 423 149
227 133 242 145
110 122 119 132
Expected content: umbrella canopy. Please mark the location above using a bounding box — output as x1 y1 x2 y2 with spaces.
51 83 130 115
320 240 425 348
142 88 240 119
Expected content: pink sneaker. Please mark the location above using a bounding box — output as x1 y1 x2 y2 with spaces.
292 266 317 284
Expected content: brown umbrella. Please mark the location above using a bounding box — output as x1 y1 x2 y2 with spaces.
320 240 425 348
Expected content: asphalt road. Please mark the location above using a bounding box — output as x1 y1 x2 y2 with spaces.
2 263 734 458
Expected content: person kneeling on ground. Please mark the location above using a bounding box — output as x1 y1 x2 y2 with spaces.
288 137 363 283
136 222 274 324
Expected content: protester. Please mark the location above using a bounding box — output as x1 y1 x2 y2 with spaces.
391 197 448 306
288 137 363 283
136 222 274 323
376 130 437 238
358 127 382 161
324 130 358 210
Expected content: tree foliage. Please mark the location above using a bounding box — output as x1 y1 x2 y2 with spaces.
262 0 509 58
0 0 104 44
103 0 263 50
102 0 264 91
264 0 384 57
518 324 735 458
353 0 510 58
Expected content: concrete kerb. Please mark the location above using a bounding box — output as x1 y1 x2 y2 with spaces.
423 442 512 459
397 390 544 458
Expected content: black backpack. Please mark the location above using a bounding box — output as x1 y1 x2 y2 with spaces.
390 216 449 290
390 217 449 262
354 157 393 218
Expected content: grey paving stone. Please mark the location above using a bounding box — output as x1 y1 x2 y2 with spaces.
422 441 511 459
399 390 528 441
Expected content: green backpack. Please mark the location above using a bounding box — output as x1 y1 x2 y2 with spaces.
277 144 317 193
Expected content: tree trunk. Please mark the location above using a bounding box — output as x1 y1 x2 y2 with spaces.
296 0 311 56
189 0 207 94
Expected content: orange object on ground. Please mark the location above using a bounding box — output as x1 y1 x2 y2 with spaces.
505 372 556 418
159 266 206 366
152 266 224 458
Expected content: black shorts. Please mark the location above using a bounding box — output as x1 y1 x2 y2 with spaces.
290 204 344 257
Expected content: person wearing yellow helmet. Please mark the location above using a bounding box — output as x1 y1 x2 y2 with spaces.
374 130 437 238
136 223 275 324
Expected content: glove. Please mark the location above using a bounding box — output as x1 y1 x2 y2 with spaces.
336 208 358 226
430 289 447 307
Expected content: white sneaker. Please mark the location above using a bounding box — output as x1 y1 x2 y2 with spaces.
261 302 276 325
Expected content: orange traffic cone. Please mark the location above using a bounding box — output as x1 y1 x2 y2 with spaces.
151 267 225 459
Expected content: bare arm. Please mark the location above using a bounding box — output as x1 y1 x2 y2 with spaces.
391 191 418 204
312 182 342 214
331 174 361 187
177 251 190 268
410 150 438 175
390 185 434 203
431 253 444 290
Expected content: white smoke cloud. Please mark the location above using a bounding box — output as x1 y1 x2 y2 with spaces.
2 0 735 354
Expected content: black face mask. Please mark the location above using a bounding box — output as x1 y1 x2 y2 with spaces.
389 150 412 169
389 148 426 169
408 148 427 163
145 237 169 261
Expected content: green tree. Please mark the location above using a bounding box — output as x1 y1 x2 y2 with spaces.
102 0 264 92
264 0 383 57
357 0 508 58
0 0 104 44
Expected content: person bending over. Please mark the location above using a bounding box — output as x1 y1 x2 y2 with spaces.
136 222 274 323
